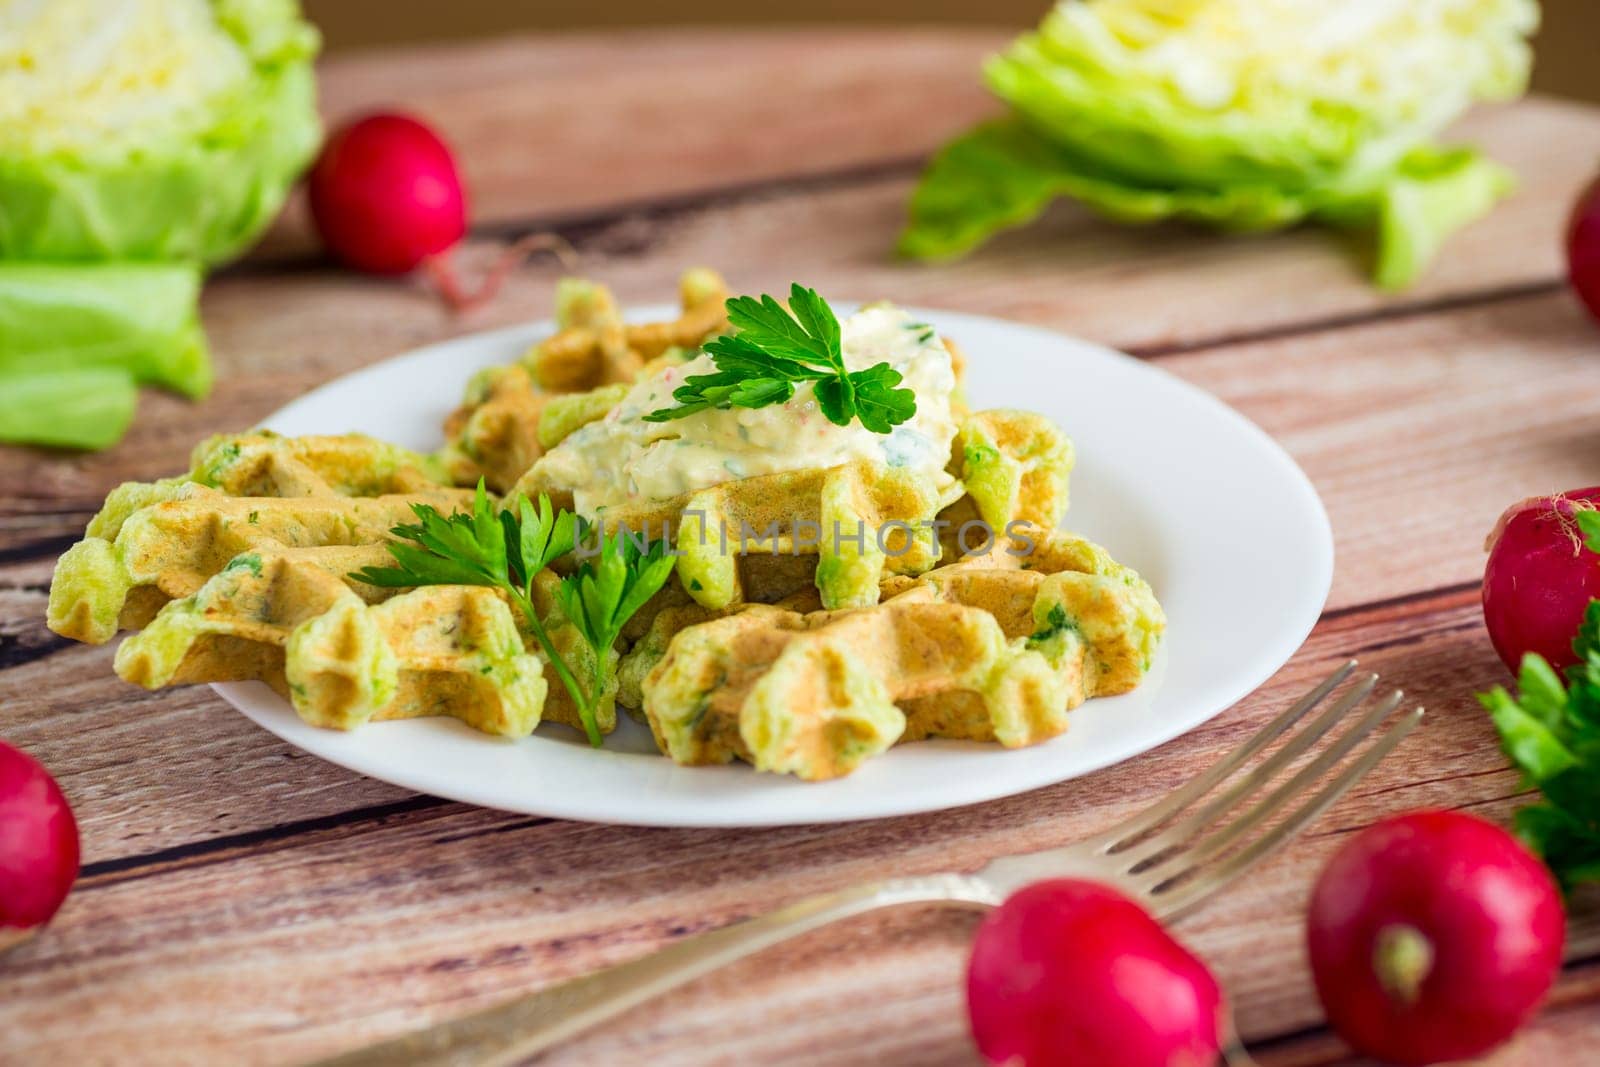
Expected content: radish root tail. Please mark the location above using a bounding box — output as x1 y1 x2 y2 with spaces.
1549 493 1599 557
424 233 581 313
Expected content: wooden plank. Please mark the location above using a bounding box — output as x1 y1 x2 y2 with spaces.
256 95 1596 354
4 96 1596 550
1258 959 1600 1066
255 28 1010 260
0 627 420 862
265 27 1598 320
2 583 1592 1065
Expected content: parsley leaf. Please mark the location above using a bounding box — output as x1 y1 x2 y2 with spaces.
724 288 839 368
643 284 917 434
508 492 576 588
1476 511 1600 888
351 481 675 747
648 368 798 422
844 361 916 433
355 481 507 590
557 532 677 701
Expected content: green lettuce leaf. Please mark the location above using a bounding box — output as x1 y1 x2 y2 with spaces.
900 120 1314 261
1364 147 1516 290
0 263 211 399
0 0 321 265
901 120 1512 289
0 368 138 452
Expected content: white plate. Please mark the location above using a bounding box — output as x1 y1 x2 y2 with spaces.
221 305 1332 827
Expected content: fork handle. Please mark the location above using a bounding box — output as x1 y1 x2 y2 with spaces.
312 873 998 1067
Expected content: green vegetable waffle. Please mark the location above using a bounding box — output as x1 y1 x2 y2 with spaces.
43 430 629 738
523 269 728 393
634 524 1164 780
438 269 730 491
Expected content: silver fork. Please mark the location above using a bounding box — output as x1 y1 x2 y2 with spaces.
315 661 1420 1067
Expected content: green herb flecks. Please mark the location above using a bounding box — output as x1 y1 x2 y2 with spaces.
643 284 916 434
1477 508 1600 888
1027 603 1077 648
352 482 675 747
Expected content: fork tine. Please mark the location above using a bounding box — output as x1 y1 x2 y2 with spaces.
1132 689 1403 881
1115 672 1377 865
1148 707 1424 921
1094 661 1357 852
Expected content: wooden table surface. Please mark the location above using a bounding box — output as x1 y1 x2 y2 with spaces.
4 28 1600 1066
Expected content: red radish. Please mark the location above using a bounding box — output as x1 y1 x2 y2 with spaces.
1482 488 1600 673
0 741 80 952
307 113 569 311
967 878 1224 1067
309 113 467 276
1307 811 1564 1066
1569 174 1600 327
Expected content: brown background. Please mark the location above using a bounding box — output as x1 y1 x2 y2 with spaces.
303 0 1599 104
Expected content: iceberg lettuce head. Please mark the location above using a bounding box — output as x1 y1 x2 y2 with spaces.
903 0 1539 288
0 0 321 264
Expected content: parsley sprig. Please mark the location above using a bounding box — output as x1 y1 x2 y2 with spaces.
352 483 675 747
643 284 917 433
1477 508 1600 888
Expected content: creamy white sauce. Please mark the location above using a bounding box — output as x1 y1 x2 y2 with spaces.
533 305 960 516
